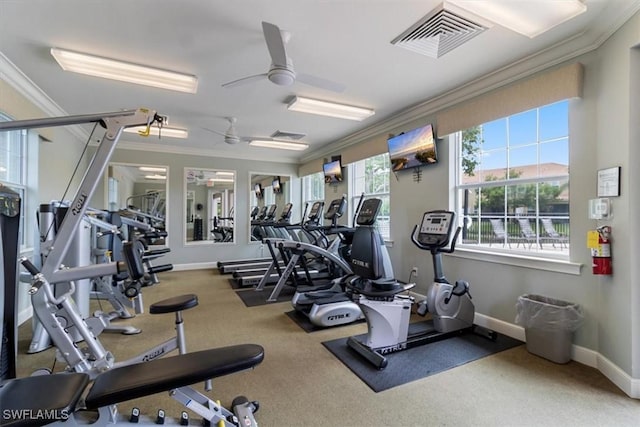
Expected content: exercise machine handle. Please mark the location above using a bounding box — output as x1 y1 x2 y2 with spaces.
439 227 462 254
410 225 462 254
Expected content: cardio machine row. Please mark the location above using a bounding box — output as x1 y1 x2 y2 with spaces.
218 197 355 290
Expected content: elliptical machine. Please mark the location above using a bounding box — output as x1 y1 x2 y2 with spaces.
346 209 495 369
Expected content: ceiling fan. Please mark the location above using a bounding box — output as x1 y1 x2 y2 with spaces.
202 117 250 144
222 21 346 93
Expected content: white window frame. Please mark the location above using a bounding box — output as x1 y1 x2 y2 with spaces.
348 153 391 240
301 171 325 218
452 100 580 274
0 112 36 251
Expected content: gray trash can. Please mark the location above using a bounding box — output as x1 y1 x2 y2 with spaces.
515 294 584 364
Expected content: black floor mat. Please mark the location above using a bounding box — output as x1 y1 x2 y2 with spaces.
234 286 296 307
322 321 523 392
285 310 365 333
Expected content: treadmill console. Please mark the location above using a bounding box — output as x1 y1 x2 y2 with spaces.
417 210 455 248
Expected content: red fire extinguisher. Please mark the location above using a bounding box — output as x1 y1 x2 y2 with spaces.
592 226 612 275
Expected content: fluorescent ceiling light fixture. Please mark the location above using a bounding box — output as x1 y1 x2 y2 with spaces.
123 126 188 139
249 139 309 151
287 96 375 121
145 174 166 180
138 166 166 172
448 0 587 38
215 171 235 177
208 178 235 183
50 48 198 93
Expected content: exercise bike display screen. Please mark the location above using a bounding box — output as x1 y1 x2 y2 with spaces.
417 211 455 246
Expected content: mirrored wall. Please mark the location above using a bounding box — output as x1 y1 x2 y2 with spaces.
185 168 235 244
249 173 291 243
106 163 168 244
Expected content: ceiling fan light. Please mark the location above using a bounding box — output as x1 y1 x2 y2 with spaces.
268 68 295 86
287 96 375 121
51 48 198 93
249 139 309 151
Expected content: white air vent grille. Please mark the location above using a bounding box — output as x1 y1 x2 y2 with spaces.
391 3 490 58
270 130 306 140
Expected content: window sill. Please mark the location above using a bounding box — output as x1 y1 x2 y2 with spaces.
450 246 583 275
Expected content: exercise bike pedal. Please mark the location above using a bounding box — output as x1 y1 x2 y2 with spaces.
416 300 428 316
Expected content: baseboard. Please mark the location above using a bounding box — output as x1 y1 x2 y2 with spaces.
408 291 638 398
171 262 217 271
595 353 640 398
17 306 33 326
475 312 639 399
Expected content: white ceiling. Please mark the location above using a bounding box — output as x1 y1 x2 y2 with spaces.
1 0 638 164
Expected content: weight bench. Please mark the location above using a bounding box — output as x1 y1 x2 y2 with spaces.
0 344 264 427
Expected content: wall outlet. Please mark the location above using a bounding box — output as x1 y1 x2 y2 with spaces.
409 267 419 283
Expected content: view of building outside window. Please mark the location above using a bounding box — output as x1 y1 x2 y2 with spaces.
456 100 570 255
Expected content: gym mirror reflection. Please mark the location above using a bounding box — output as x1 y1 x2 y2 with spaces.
185 168 235 244
106 163 168 245
249 173 291 243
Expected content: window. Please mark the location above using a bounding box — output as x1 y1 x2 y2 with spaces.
349 153 391 239
301 171 325 217
455 100 569 257
0 112 29 248
263 185 275 206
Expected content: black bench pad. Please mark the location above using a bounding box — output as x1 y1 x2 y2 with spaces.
85 344 264 409
0 373 90 427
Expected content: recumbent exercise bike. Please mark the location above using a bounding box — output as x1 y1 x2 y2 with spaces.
346 208 496 369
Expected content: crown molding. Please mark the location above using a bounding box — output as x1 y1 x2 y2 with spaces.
0 52 88 142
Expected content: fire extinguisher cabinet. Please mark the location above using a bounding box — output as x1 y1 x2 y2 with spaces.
515 295 584 364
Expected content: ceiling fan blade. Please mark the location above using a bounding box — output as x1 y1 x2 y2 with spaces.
221 73 268 89
201 127 227 137
262 21 288 67
296 72 346 93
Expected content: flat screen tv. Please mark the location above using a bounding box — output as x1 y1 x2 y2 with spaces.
254 183 263 199
387 123 437 172
323 159 343 184
272 177 282 194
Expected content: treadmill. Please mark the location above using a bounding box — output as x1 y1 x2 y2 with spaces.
232 201 326 288
216 205 276 274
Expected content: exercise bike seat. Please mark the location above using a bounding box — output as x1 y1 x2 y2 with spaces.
0 373 90 427
85 344 264 409
149 294 198 314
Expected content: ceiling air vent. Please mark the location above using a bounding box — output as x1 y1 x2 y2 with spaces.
391 3 491 59
270 130 306 140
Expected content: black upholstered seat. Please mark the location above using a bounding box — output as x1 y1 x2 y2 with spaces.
0 373 90 427
85 344 264 409
149 293 198 314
